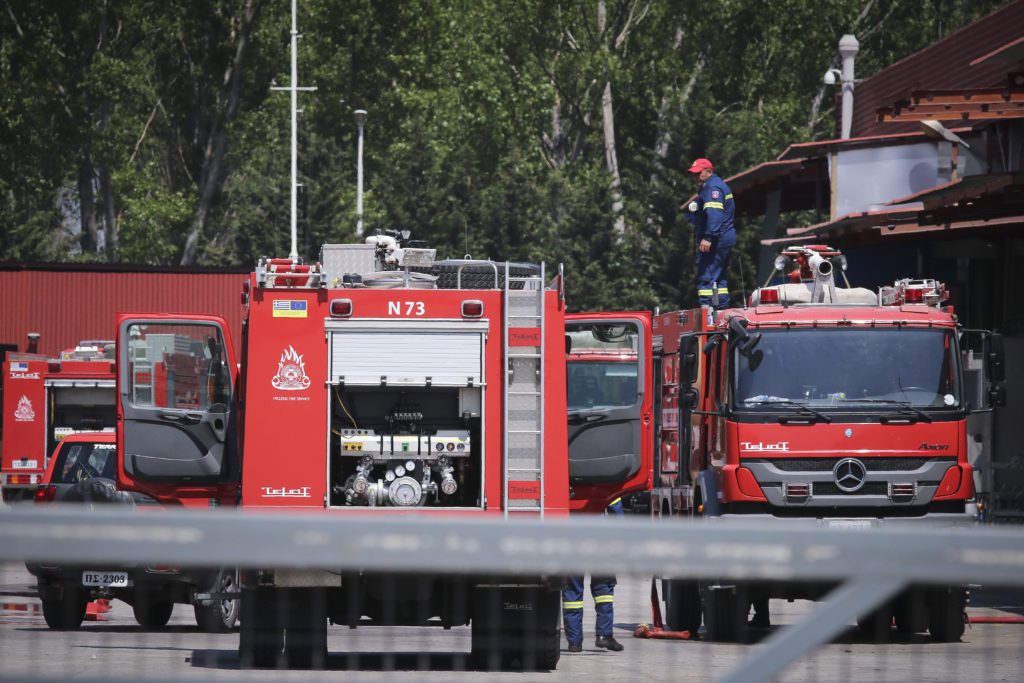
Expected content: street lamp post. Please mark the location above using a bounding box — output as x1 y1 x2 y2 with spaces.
355 109 367 237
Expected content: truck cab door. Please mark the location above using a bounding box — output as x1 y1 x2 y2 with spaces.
116 315 237 487
565 313 653 512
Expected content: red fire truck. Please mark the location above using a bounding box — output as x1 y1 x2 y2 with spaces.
645 245 1004 643
113 236 649 669
2 341 116 500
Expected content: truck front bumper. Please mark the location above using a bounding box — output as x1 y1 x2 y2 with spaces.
718 508 977 530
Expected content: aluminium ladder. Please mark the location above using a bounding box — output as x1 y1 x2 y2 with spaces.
503 263 546 518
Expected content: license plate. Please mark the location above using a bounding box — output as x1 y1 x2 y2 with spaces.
828 519 873 530
82 571 129 588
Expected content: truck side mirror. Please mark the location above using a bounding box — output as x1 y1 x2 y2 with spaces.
988 333 1005 383
680 334 700 385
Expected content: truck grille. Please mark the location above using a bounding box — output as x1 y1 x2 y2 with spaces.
744 456 956 472
813 482 888 496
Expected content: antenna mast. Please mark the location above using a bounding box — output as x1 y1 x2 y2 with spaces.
271 0 316 260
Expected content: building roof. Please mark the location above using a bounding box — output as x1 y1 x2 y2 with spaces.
876 73 1024 124
775 131 937 161
971 35 1024 66
851 0 1024 137
883 173 1021 209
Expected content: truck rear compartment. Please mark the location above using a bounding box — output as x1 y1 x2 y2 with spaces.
328 386 483 508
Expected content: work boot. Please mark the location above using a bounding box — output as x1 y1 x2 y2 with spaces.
567 642 583 653
595 635 624 651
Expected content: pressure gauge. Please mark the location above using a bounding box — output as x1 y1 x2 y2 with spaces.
405 460 416 471
385 470 396 482
395 465 406 477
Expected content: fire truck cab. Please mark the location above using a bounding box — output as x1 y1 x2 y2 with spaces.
656 245 1005 643
114 237 646 669
2 341 116 500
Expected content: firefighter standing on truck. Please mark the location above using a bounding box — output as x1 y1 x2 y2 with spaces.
563 498 625 652
683 158 735 309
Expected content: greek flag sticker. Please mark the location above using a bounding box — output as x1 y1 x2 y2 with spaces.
272 300 308 318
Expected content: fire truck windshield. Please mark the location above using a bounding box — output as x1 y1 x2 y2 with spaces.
733 327 961 412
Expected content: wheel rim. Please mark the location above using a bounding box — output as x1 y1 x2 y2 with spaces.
219 570 239 624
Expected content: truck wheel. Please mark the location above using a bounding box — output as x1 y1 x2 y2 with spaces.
284 623 328 669
41 590 87 631
239 588 284 669
702 584 746 642
928 588 966 643
894 590 928 634
240 624 284 669
664 579 702 633
470 585 560 670
194 569 240 633
133 593 175 628
472 622 559 670
856 602 894 642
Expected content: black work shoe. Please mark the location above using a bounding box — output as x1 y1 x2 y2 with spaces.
567 642 583 653
595 635 624 651
749 615 771 628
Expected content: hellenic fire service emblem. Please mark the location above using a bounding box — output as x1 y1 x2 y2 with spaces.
272 346 310 390
14 395 35 421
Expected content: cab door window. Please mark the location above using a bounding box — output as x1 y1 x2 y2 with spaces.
126 324 231 410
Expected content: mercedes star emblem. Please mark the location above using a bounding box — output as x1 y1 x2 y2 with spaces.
833 458 867 493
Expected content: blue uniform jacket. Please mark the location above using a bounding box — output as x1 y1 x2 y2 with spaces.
687 174 736 248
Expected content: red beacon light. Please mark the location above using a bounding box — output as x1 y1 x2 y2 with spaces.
757 287 780 305
880 278 948 307
903 287 924 303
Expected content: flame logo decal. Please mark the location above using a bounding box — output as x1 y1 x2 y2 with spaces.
14 395 35 421
272 346 311 391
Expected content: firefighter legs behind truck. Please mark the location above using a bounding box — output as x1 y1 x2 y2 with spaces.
696 244 732 309
563 498 625 652
562 574 623 652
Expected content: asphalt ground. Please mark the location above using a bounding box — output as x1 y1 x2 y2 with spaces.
1 565 1023 682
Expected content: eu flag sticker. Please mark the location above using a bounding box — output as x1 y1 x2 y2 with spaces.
272 300 308 318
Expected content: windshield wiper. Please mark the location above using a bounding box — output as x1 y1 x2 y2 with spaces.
836 398 934 423
743 398 832 423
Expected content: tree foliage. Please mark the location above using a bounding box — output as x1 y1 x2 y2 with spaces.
0 0 1009 309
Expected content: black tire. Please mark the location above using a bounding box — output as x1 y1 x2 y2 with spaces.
702 585 746 642
193 569 240 633
239 625 284 669
41 591 87 631
470 588 560 671
133 594 175 628
664 579 702 633
238 588 285 669
856 602 894 641
426 260 541 290
284 625 328 669
928 588 966 643
894 590 928 634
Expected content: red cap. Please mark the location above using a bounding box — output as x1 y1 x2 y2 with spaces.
687 158 713 174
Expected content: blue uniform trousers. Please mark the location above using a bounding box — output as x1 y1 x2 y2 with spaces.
562 574 617 643
563 499 622 644
696 244 732 309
